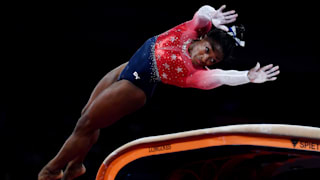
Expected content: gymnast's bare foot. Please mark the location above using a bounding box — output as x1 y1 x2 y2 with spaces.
62 163 86 180
38 167 63 180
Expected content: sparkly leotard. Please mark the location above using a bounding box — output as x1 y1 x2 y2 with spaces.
119 5 249 99
154 9 213 88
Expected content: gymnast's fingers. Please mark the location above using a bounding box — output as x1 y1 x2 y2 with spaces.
267 70 280 78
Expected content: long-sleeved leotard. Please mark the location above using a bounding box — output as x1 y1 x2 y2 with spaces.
155 5 249 89
119 5 249 99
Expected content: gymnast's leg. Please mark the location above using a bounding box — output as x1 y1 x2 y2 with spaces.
81 62 128 115
61 62 129 179
38 79 146 180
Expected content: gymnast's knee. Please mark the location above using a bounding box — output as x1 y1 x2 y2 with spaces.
74 80 147 135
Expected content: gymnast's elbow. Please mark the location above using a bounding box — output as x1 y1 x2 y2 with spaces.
190 80 223 90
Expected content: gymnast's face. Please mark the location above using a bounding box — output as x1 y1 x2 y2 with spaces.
189 37 223 69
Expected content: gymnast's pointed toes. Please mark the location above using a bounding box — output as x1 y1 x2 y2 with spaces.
38 167 63 180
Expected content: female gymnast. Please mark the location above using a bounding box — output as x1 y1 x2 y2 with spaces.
38 4 280 180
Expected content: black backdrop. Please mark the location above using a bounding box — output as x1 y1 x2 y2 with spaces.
3 0 320 179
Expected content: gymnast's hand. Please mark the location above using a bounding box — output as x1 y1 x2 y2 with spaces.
248 63 280 83
211 5 238 32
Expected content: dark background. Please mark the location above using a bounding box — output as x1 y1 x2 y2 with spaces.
2 0 320 179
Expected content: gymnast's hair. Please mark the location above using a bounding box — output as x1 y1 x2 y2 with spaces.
206 25 245 62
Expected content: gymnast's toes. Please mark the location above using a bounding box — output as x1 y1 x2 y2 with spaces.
38 167 63 180
62 163 86 180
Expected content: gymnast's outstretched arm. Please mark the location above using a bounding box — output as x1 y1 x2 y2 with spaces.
186 63 280 90
190 5 238 33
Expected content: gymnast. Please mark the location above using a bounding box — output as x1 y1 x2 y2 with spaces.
38 4 280 180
